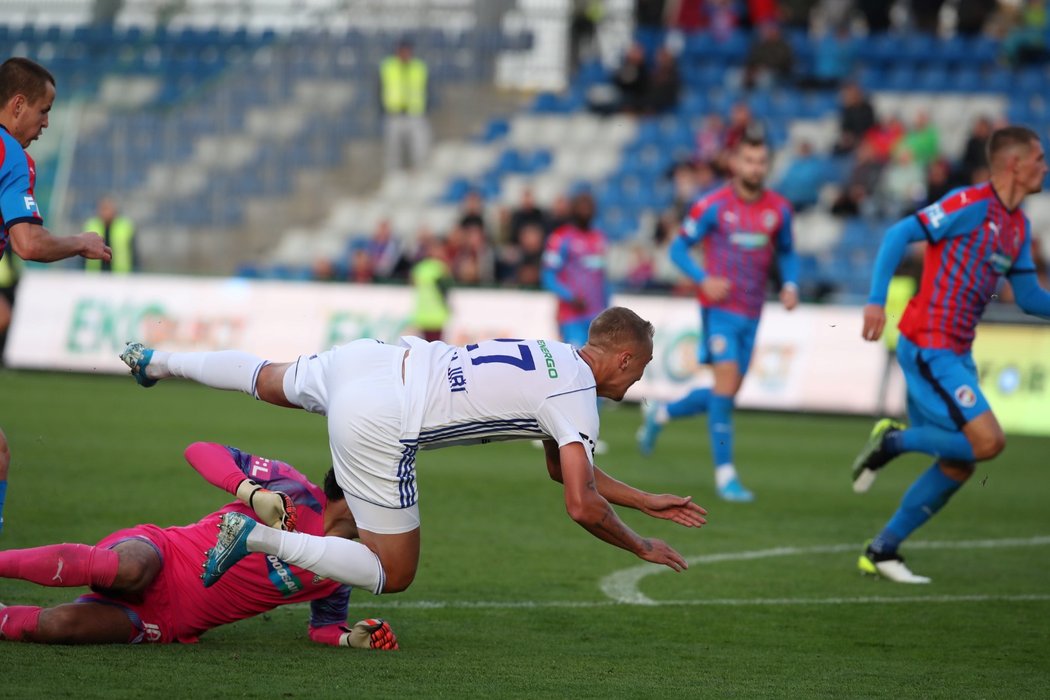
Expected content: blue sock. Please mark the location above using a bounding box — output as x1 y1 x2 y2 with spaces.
667 388 711 419
0 480 6 534
870 463 967 555
885 426 976 462
708 394 734 467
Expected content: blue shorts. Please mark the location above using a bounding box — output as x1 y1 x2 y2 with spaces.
699 307 760 374
896 335 990 430
559 318 593 349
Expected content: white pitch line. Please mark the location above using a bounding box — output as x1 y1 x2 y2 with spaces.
599 535 1050 605
366 593 1050 610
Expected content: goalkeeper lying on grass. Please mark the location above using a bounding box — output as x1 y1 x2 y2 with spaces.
0 442 396 649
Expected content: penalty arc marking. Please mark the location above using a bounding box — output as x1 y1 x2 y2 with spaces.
598 535 1050 606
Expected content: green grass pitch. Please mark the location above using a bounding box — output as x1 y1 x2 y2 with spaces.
1 369 1048 698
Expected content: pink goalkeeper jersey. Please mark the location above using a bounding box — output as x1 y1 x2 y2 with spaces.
154 447 349 641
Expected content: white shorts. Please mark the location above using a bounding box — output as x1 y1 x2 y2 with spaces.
282 339 421 534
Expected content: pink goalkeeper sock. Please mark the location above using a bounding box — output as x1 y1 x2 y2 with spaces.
0 605 42 641
0 543 119 588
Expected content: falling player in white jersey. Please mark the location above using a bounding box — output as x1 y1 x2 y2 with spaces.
120 307 707 598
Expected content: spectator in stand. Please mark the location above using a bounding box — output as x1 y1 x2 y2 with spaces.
379 39 430 173
623 243 656 291
834 82 876 155
723 102 754 152
958 116 994 184
877 148 927 219
743 21 795 89
956 0 997 35
670 0 707 32
645 46 681 114
910 0 946 34
366 218 405 280
458 188 490 236
570 0 604 75
695 113 726 166
707 0 740 41
635 0 670 48
863 116 906 163
898 110 939 168
612 41 649 114
924 157 954 206
817 0 854 29
831 140 884 217
1003 0 1048 66
409 236 453 342
548 193 572 231
774 140 827 211
858 0 892 32
511 222 547 289
348 243 375 284
453 219 496 286
802 24 856 89
506 187 549 246
746 0 781 27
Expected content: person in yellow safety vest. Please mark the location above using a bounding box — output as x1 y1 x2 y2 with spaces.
410 236 452 342
874 274 918 417
380 39 430 173
0 250 19 361
83 197 136 273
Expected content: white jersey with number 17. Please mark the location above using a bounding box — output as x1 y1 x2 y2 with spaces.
409 338 601 463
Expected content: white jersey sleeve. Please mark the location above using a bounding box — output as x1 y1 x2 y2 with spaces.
412 338 600 461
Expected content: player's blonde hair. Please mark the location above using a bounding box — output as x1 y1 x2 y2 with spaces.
587 307 654 351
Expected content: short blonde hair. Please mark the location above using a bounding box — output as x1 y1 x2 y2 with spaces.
587 307 654 350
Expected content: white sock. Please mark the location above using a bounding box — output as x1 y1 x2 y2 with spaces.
715 463 737 490
246 526 385 595
163 351 267 396
655 404 670 424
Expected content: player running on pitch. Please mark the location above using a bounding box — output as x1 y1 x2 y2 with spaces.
636 129 799 502
852 125 1050 583
119 307 707 598
0 442 396 649
0 57 111 533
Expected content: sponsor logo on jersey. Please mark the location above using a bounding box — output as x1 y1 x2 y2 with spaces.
728 232 768 250
988 251 1013 275
266 554 304 596
537 339 559 378
921 202 946 228
23 195 36 211
954 385 977 408
447 359 467 392
761 210 778 230
143 622 162 643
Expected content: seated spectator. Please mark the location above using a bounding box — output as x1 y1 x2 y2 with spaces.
831 141 884 217
925 157 954 206
957 0 997 35
645 47 681 114
506 187 549 246
958 115 994 184
897 110 939 168
774 140 828 211
706 0 739 41
612 41 649 114
743 22 795 89
862 116 905 163
1004 0 1048 66
858 0 892 32
801 25 856 89
694 114 726 166
452 219 497 286
877 149 927 219
911 0 946 34
366 218 405 280
348 243 375 284
458 188 490 236
723 102 755 152
834 82 876 155
548 193 572 231
623 243 657 291
511 222 547 288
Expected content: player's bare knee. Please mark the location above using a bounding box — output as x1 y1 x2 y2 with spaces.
111 542 160 594
971 428 1006 461
939 460 976 482
381 568 416 593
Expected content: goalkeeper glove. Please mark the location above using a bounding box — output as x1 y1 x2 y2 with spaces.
235 479 298 531
346 619 399 650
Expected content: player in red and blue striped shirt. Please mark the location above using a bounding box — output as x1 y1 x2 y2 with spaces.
637 134 799 502
852 126 1050 583
0 57 110 534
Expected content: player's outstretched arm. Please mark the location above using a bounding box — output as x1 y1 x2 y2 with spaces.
863 216 926 341
8 221 111 263
543 441 707 529
558 442 688 572
308 619 399 650
183 442 297 530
